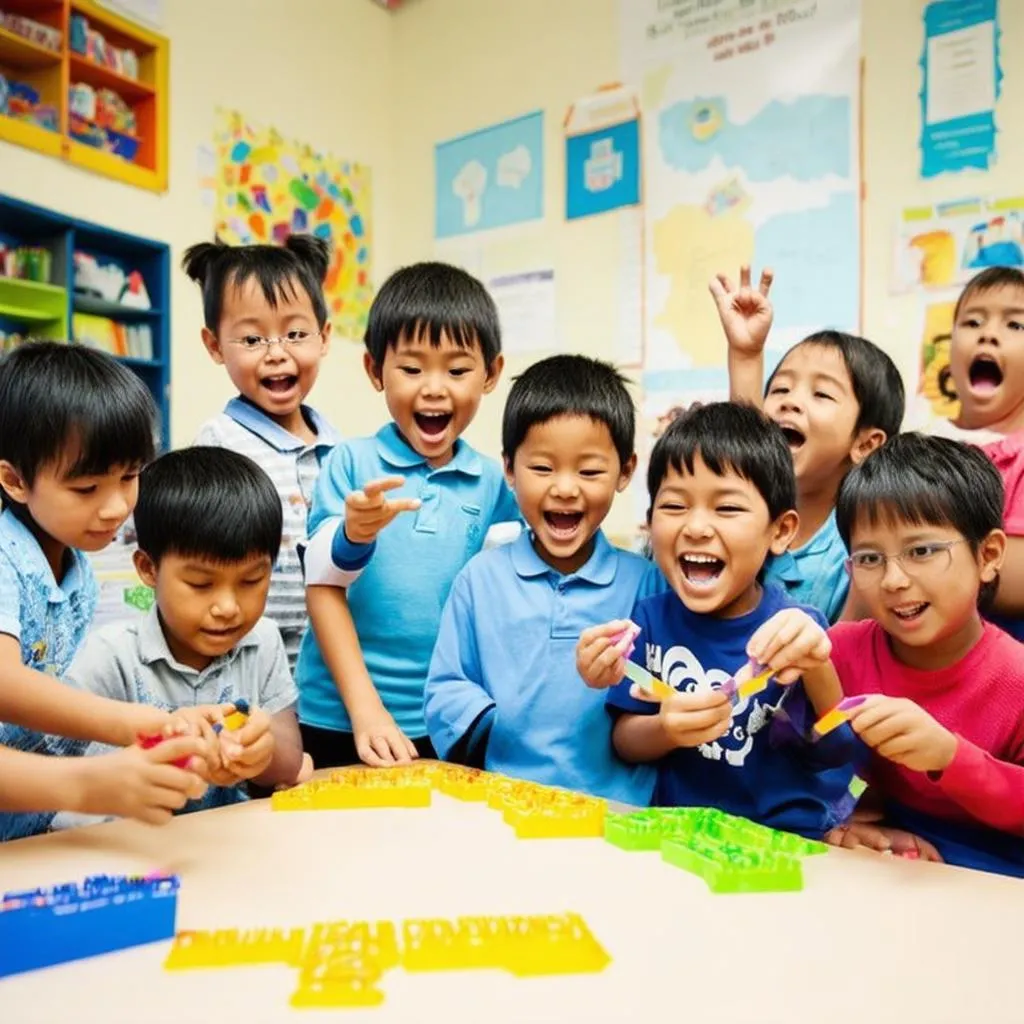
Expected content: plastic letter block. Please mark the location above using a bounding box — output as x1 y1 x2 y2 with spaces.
1 874 178 978
291 920 397 1008
661 837 804 893
164 926 306 969
503 914 611 977
271 769 432 811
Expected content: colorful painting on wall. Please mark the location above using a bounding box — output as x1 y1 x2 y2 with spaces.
213 110 373 339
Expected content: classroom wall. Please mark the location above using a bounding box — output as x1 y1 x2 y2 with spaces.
0 0 395 445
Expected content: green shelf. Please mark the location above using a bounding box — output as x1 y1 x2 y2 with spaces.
0 302 63 323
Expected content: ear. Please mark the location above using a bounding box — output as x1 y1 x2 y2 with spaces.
768 509 800 556
483 354 505 395
978 528 1007 582
133 549 159 589
0 461 29 505
616 453 638 493
201 327 225 366
849 427 886 466
318 321 332 357
363 351 384 392
503 454 515 491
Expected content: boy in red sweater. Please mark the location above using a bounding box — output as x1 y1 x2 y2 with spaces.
827 433 1023 876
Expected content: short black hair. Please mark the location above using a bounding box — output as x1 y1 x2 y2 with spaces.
954 266 1024 320
647 402 796 520
836 433 1003 550
135 447 283 565
0 342 156 505
502 355 635 467
768 331 905 439
364 261 501 371
181 235 330 330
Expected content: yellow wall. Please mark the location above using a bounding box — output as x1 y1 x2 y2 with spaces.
4 0 1021 537
0 0 395 444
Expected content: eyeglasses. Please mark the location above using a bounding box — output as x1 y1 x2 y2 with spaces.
224 330 321 353
845 539 967 580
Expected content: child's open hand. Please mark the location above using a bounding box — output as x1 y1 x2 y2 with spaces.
709 265 774 356
745 608 831 684
575 620 635 689
344 476 422 545
846 696 957 773
825 819 944 862
351 706 418 767
219 708 276 783
658 688 732 749
75 736 208 825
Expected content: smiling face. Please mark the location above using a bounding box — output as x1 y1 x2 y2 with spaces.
135 548 273 671
649 456 797 618
506 414 635 575
366 330 503 468
202 275 331 431
846 512 1004 670
764 343 867 496
950 283 1024 432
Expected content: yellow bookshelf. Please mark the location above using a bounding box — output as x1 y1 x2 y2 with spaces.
0 0 168 192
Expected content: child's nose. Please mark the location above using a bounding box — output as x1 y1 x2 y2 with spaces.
210 592 240 618
420 373 447 397
98 491 130 522
880 558 911 590
549 471 579 498
681 509 712 537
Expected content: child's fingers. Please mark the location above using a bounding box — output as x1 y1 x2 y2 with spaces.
672 718 731 748
362 476 407 500
708 275 730 304
758 267 774 296
664 703 731 734
384 497 422 515
579 620 634 646
629 682 662 704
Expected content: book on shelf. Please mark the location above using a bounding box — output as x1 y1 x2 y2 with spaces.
72 312 153 360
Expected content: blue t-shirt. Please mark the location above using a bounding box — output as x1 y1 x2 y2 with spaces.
606 583 854 837
0 510 97 841
763 512 849 624
296 423 520 737
425 529 664 805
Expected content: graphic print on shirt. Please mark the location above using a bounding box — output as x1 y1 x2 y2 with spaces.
645 641 780 767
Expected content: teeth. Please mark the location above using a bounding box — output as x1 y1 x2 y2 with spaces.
682 554 719 563
893 603 927 619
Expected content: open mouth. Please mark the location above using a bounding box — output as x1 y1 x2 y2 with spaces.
261 374 298 394
543 511 584 539
778 424 806 450
679 553 725 586
891 602 928 623
968 355 1003 394
414 411 453 438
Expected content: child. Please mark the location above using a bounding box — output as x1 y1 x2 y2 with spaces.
827 433 1023 876
577 403 854 836
296 261 519 768
424 355 662 803
0 342 209 840
185 236 340 670
710 267 905 622
54 446 310 829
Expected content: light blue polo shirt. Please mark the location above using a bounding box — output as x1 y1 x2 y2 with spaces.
295 422 520 737
763 511 849 624
424 530 663 806
0 509 97 841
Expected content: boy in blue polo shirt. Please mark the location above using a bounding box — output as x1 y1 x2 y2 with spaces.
185 236 340 670
424 355 663 804
709 266 904 621
296 262 518 768
577 403 854 836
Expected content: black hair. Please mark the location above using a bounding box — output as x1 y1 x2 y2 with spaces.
501 355 635 467
836 433 1003 609
767 330 905 439
647 402 796 520
364 261 501 371
0 342 156 507
134 447 283 565
181 235 330 331
953 266 1024 321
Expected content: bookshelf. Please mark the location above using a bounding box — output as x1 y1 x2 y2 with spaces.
0 0 168 192
0 191 171 447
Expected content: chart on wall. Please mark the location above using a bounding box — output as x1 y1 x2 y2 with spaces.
620 0 862 393
213 110 373 339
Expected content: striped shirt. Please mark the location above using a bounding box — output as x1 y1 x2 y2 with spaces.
195 397 340 671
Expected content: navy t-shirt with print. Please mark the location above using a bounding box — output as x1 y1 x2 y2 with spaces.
606 583 855 838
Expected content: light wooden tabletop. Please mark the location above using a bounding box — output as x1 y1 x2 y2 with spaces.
0 773 1020 1023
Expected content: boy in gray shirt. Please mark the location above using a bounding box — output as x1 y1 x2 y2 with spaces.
56 447 311 827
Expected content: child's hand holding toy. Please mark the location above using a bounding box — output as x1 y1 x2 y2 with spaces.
343 476 422 545
214 701 276 784
575 620 637 689
744 608 831 685
658 687 733 749
844 695 958 774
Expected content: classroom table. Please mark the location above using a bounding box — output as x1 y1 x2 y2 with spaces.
0 769 1020 1023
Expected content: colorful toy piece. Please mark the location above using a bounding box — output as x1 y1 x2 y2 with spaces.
1 874 178 978
137 732 190 769
609 621 641 658
661 837 804 893
720 660 773 706
622 660 675 701
813 695 867 737
221 698 250 732
165 926 305 970
271 768 433 811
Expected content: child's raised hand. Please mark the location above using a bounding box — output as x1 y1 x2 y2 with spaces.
708 265 774 356
219 708 276 782
745 608 831 684
658 688 732 749
575 620 635 689
75 736 209 825
846 696 957 773
344 476 422 545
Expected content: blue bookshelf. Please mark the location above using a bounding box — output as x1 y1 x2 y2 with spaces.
0 193 171 448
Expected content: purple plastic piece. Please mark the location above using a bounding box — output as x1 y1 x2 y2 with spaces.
837 695 868 711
